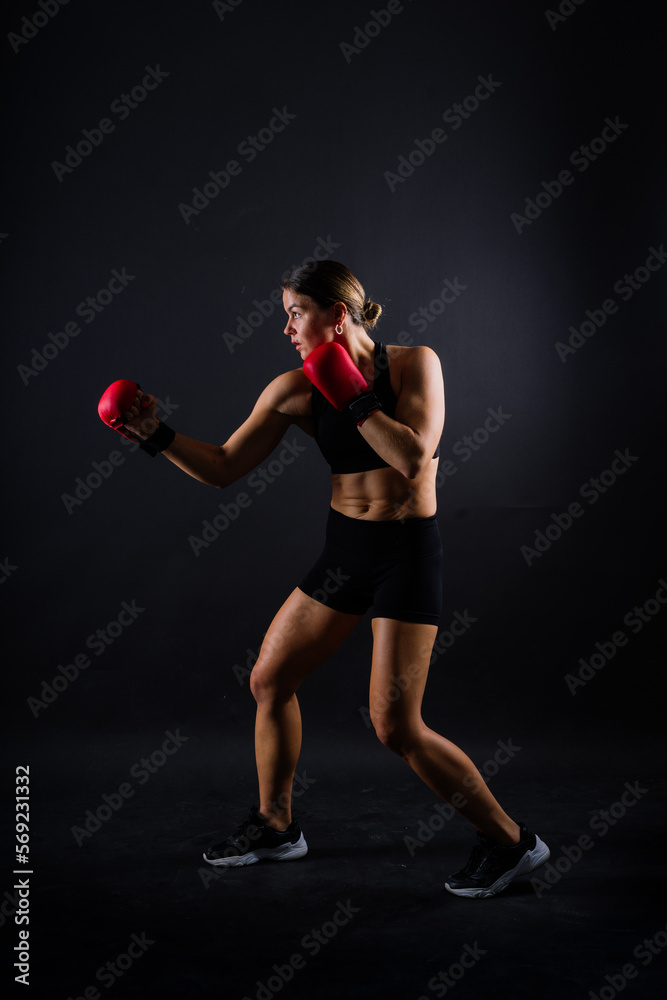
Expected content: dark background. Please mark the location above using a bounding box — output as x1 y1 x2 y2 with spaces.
2 1 665 998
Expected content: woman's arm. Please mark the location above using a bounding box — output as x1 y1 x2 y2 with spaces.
358 346 445 479
122 370 307 489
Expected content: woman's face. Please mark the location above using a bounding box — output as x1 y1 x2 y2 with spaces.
282 290 334 360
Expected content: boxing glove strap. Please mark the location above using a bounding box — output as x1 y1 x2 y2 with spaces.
138 422 176 457
346 392 382 427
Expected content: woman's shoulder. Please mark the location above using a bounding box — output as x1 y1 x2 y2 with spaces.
380 343 442 400
385 342 441 371
261 367 312 418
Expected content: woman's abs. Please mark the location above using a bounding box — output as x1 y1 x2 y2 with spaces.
330 460 439 520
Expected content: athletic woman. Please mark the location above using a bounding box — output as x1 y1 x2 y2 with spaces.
99 260 549 898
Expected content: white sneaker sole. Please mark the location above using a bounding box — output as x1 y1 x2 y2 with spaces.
203 832 308 868
445 835 551 898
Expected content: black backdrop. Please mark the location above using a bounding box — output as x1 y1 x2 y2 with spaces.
2 2 665 998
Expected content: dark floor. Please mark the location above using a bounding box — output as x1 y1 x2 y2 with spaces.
12 727 666 999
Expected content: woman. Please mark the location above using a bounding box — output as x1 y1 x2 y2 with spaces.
104 260 549 898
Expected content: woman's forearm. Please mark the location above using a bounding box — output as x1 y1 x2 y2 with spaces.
357 411 431 480
160 432 231 488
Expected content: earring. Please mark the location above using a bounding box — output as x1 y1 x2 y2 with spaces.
335 323 343 335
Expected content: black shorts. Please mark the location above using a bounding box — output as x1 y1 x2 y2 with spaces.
297 507 443 625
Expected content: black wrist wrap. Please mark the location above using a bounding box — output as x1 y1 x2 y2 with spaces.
139 423 176 457
346 391 382 427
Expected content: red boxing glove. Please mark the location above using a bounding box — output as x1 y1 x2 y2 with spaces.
98 379 148 442
303 342 381 426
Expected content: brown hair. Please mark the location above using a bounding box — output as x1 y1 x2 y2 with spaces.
282 260 382 330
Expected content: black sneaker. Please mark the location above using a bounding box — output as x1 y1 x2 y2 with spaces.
203 805 308 867
445 823 550 898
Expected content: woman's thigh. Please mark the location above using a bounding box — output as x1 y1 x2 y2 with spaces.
368 617 438 731
251 587 363 698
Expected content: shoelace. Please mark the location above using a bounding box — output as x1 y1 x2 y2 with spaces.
226 815 261 849
460 840 499 877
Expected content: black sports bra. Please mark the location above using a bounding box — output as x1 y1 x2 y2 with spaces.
310 341 440 474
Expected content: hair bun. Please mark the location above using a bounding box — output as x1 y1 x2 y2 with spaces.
362 300 382 328
281 260 381 331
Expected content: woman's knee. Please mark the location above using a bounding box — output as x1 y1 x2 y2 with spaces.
370 710 421 757
249 656 297 704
